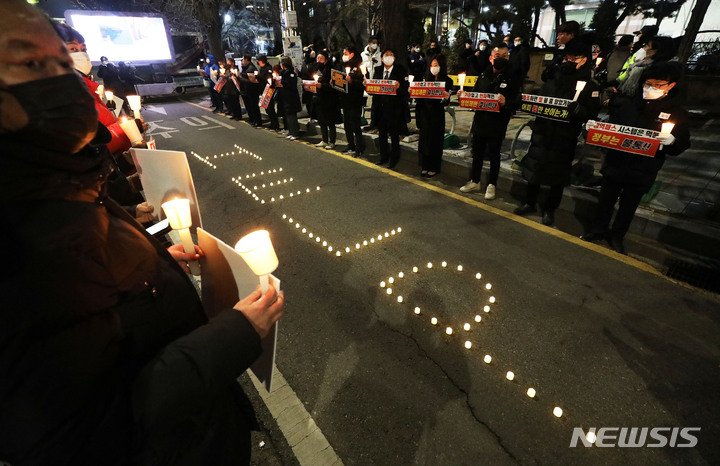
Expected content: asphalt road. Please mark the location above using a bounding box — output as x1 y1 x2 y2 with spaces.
144 96 720 465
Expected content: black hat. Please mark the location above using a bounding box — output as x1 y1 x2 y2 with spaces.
634 25 659 36
564 40 592 58
257 54 268 63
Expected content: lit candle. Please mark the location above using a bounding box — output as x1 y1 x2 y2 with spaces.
506 371 514 381
234 230 279 293
586 431 597 444
573 81 586 101
431 317 438 325
119 117 143 145
408 75 414 84
475 273 482 279
595 57 602 67
458 72 467 91
483 355 492 364
412 266 418 273
359 64 367 76
483 305 490 312
398 272 404 278
96 84 104 97
474 315 481 322
553 407 563 418
457 265 463 271
661 122 675 136
397 296 403 303
414 307 421 314
463 323 471 331
386 288 392 295
345 66 351 76
162 198 200 275
446 327 453 335
427 262 433 268
527 388 536 398
127 95 142 119
313 74 319 83
486 283 492 290
464 341 472 349
105 90 114 102
441 261 447 267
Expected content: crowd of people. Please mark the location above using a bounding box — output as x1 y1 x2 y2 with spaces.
0 0 692 462
199 22 689 252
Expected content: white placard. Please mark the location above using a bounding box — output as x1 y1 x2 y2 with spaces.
130 148 202 230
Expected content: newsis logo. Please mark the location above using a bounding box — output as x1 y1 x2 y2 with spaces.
570 427 700 448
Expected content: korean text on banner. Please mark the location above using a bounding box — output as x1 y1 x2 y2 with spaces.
302 80 317 93
520 93 572 122
330 69 348 93
457 91 501 112
409 81 445 99
585 121 662 157
260 84 275 110
365 79 398 95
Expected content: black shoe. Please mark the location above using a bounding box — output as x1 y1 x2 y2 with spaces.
375 160 388 166
513 204 537 216
542 210 555 226
608 237 627 255
212 108 221 113
580 231 605 242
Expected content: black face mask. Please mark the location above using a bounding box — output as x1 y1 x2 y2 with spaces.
492 58 509 71
2 73 98 154
560 61 579 75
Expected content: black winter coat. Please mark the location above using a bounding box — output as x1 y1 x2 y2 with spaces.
372 63 410 133
340 57 365 108
602 93 690 189
0 140 261 465
522 65 601 186
313 61 342 123
470 64 523 138
279 68 302 114
416 74 453 131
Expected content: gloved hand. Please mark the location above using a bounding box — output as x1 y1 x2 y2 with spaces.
585 120 598 131
659 133 676 146
135 202 155 223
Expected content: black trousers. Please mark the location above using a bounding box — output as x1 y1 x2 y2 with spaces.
470 135 503 185
264 98 279 130
590 176 648 240
417 110 444 173
244 92 262 125
209 87 223 110
343 103 365 154
226 94 243 119
285 110 299 137
525 183 564 212
316 104 336 144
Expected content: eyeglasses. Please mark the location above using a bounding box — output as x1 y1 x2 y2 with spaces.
645 79 672 88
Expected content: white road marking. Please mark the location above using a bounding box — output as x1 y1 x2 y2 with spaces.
145 105 167 115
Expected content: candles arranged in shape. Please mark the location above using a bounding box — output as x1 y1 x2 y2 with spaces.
234 230 278 293
161 198 201 275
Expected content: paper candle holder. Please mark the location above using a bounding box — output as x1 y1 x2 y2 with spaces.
119 117 143 145
161 198 192 229
458 73 467 91
661 122 675 136
235 230 278 293
105 90 114 102
127 95 141 111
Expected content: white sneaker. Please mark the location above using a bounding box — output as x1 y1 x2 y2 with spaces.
286 135 293 139
289 136 297 140
459 181 481 193
325 143 335 150
484 184 496 200
315 141 326 147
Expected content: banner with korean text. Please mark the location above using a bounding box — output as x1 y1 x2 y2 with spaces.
457 91 501 112
409 81 445 99
330 69 348 93
520 94 571 122
260 84 275 110
585 121 662 157
302 80 317 93
365 79 398 95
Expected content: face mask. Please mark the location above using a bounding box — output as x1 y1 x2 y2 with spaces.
492 58 508 71
383 56 395 66
342 55 350 62
479 45 486 51
635 48 647 61
415 48 421 53
370 44 378 51
430 66 441 76
560 61 578 74
71 51 93 75
642 85 665 100
558 44 566 50
3 74 98 154
514 41 521 46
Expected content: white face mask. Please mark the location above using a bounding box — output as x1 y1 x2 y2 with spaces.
642 85 666 100
383 56 395 66
635 48 647 61
71 51 92 75
415 48 421 53
514 41 521 46
370 43 378 51
558 44 566 50
479 45 486 51
430 66 441 76
342 55 350 62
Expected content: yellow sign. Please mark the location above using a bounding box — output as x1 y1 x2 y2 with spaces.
449 75 478 87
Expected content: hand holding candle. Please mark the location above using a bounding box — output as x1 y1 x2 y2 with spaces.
235 230 278 293
345 67 351 77
127 95 142 120
659 121 676 147
162 198 201 275
573 81 587 101
359 64 367 77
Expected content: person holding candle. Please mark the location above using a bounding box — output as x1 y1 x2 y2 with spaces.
581 62 690 254
221 57 244 121
313 50 341 149
514 40 601 226
257 55 280 131
239 54 263 127
416 54 453 177
0 3 285 463
371 48 409 169
278 56 302 140
340 46 366 157
459 43 522 199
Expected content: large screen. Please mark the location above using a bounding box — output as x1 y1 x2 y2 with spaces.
64 10 175 65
